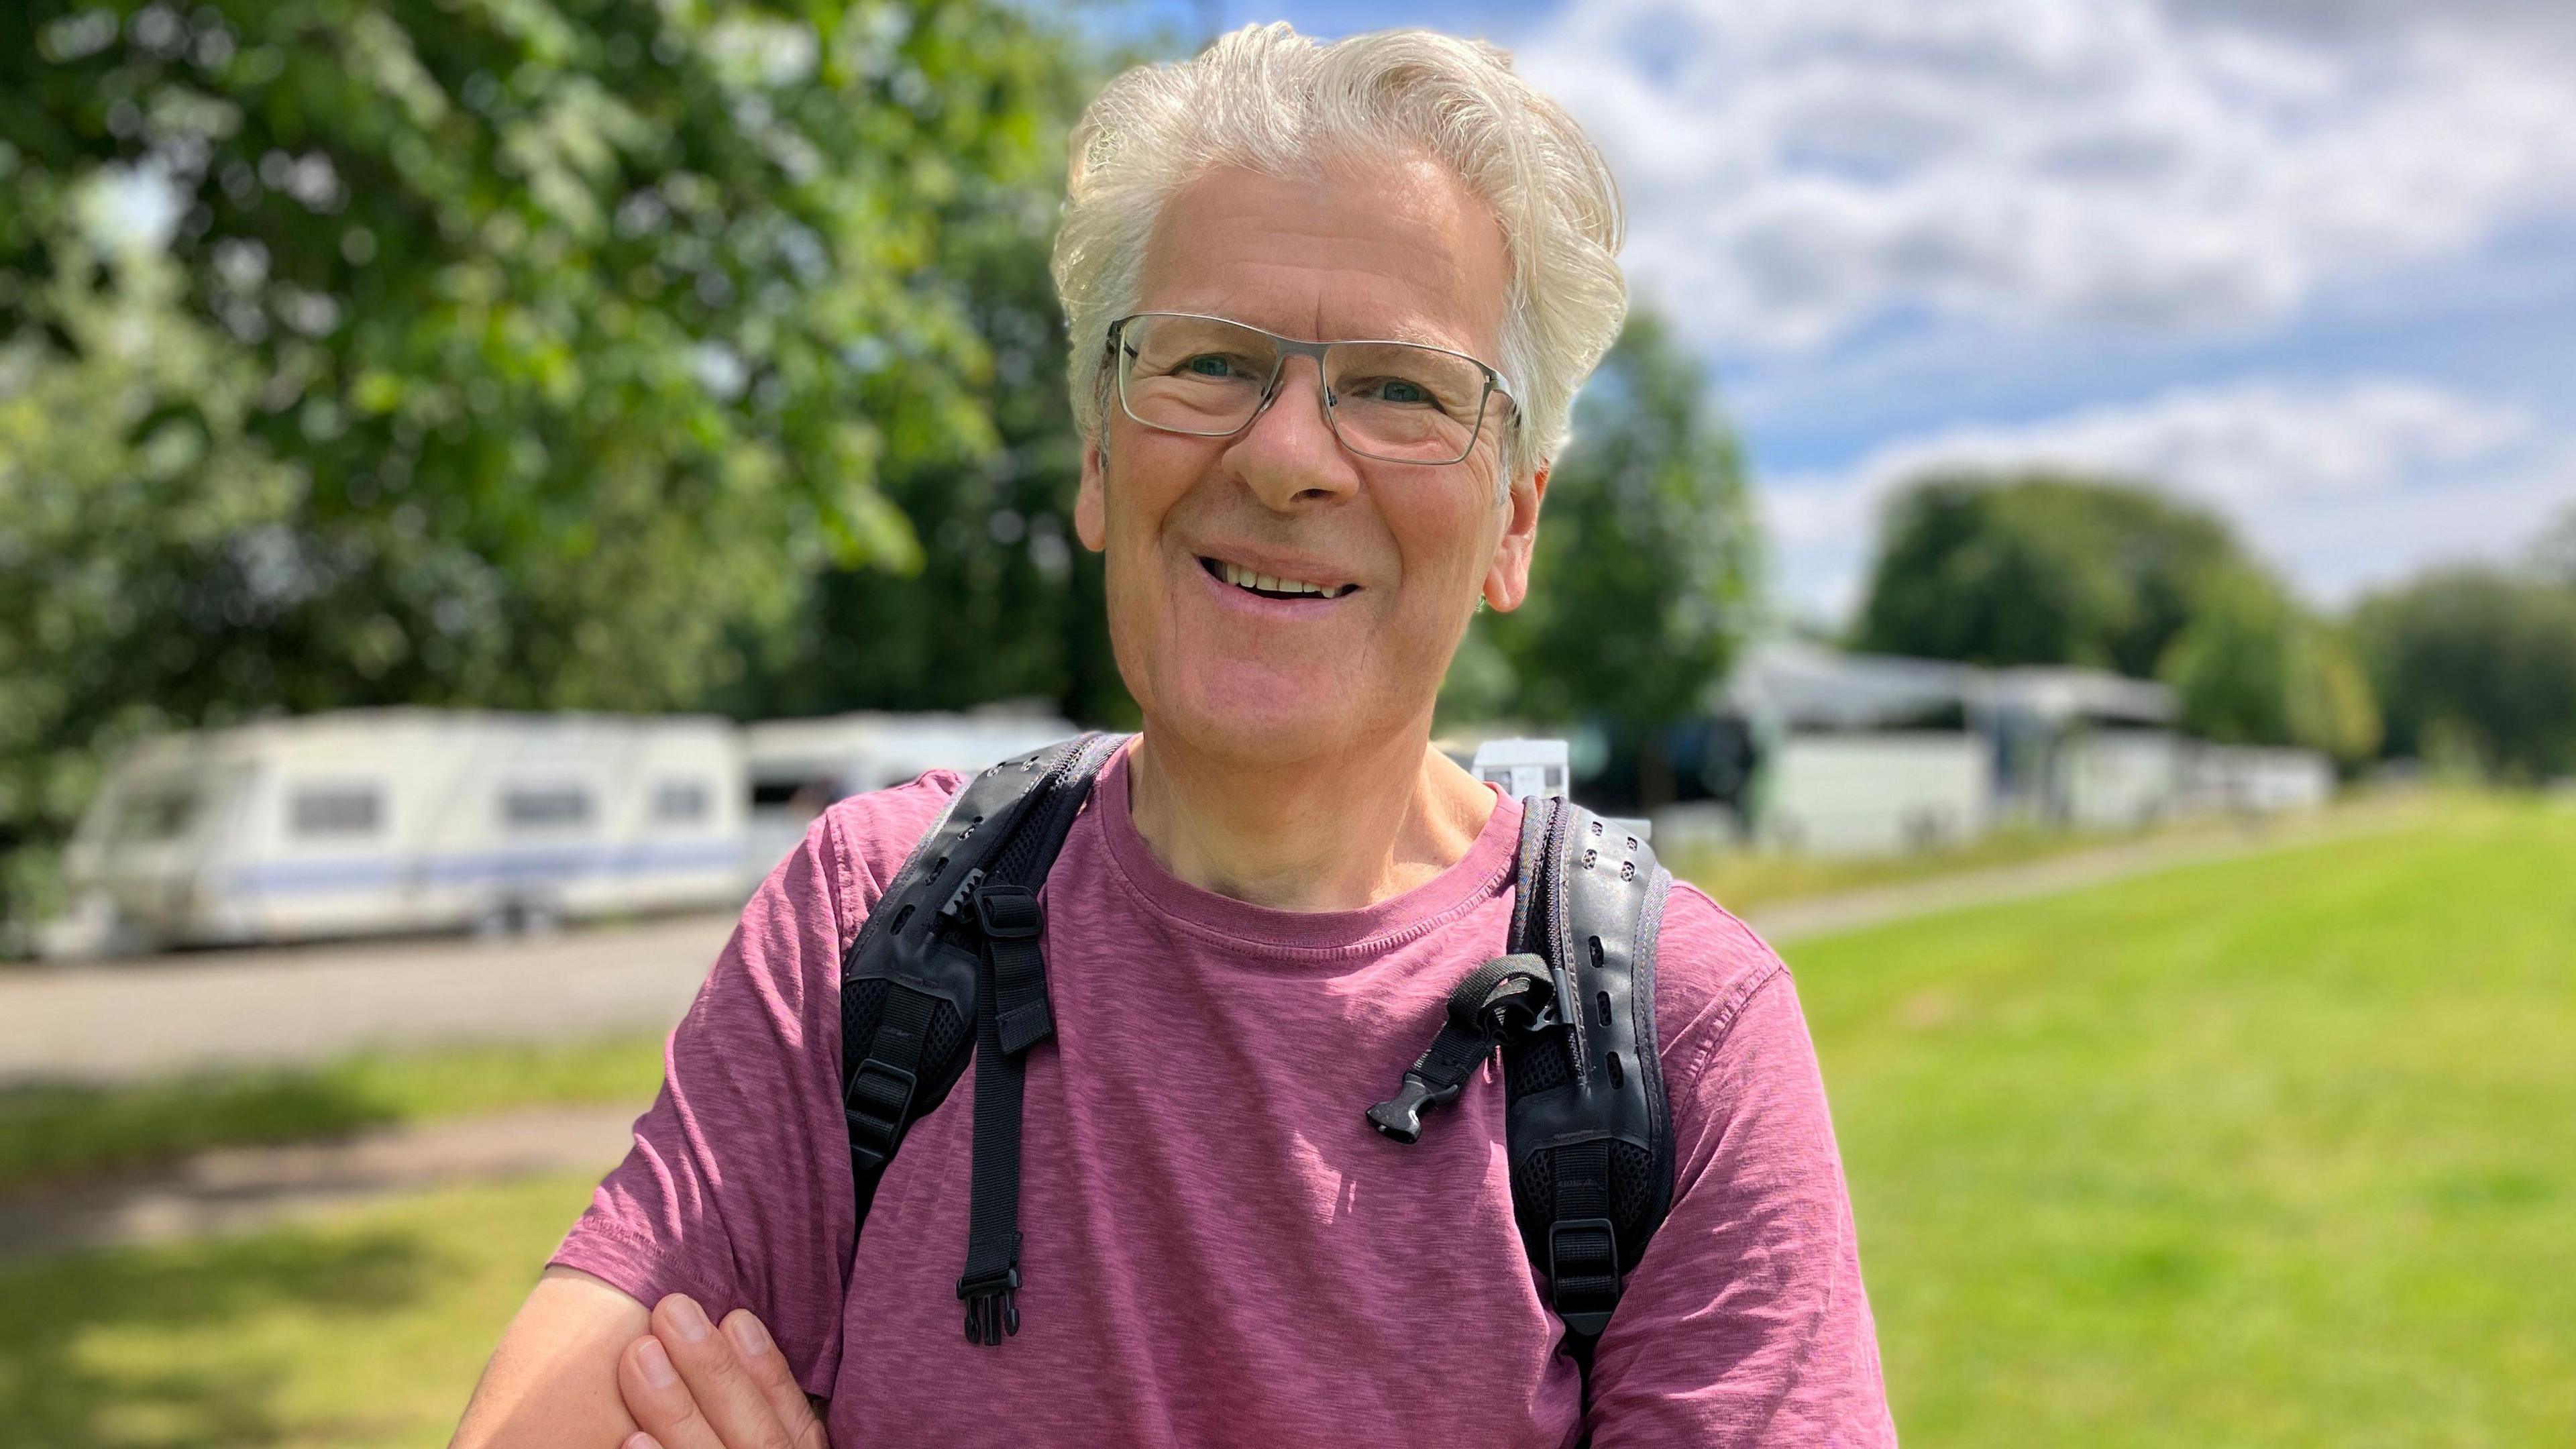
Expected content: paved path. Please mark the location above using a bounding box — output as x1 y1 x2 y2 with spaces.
0 1103 639 1261
0 914 735 1085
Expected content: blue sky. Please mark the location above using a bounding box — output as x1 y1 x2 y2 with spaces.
1110 0 2576 625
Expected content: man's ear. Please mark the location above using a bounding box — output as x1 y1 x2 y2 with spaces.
1075 430 1108 553
1482 461 1548 613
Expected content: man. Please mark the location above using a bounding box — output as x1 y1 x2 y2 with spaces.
453 23 1894 1448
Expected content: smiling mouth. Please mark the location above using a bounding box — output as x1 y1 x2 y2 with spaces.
1198 556 1360 600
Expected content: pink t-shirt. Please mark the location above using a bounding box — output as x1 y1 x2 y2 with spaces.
554 747 1894 1446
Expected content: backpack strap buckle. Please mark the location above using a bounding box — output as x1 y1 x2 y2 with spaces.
971 883 1044 940
843 1057 920 1174
957 1260 1022 1346
1367 955 1555 1144
1546 1216 1621 1337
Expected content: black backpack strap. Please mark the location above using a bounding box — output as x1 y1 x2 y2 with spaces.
838 731 1127 1343
1506 795 1675 1348
1363 794 1677 1358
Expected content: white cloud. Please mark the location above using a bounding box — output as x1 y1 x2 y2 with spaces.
1519 0 2576 351
1765 377 2574 616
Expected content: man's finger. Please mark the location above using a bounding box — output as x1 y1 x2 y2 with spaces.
716 1309 828 1449
649 1295 798 1449
616 1336 727 1449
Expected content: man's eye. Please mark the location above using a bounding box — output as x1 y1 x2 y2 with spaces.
1352 376 1436 407
1183 354 1236 378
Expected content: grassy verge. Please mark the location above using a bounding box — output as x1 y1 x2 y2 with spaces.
0 1036 663 1192
1793 790 2576 1446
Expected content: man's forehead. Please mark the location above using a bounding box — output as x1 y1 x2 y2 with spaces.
1135 160 1510 358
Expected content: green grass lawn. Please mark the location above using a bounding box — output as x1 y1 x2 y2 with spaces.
0 1036 663 1191
0 793 2567 1446
0 1171 598 1448
1793 791 2576 1446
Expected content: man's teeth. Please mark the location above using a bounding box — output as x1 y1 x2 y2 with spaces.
1217 560 1350 598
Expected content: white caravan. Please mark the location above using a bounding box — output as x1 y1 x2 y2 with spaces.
741 711 1080 883
2056 730 2187 833
1758 731 1993 857
59 710 745 951
2183 745 2334 815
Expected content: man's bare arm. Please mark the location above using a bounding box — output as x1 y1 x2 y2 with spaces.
449 1266 651 1448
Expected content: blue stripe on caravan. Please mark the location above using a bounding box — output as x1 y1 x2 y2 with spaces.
229 839 744 896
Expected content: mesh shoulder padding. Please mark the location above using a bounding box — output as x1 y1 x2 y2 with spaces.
839 976 972 1107
1501 1031 1573 1095
845 974 973 1087
1504 1129 1669 1263
1505 1134 1664 1277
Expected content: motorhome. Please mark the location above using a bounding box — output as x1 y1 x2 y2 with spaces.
740 710 1080 883
58 710 745 951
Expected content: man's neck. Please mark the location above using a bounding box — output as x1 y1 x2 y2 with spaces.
1124 722 1497 912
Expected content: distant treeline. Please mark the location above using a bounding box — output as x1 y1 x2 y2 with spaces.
1854 473 2576 782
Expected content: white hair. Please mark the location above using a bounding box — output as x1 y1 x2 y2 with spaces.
1053 23 1628 494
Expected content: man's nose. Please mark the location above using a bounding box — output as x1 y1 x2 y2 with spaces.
1228 358 1361 512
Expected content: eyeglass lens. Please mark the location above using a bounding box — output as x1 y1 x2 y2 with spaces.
1116 314 1494 464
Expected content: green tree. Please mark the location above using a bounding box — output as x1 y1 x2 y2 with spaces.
2353 568 2576 780
724 46 1130 726
2530 499 2576 588
1464 307 1760 802
0 0 1098 927
1856 473 2242 676
2157 566 2380 764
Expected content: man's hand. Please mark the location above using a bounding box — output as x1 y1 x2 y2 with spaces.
615 1294 827 1449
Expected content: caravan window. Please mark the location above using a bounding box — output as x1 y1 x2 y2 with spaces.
500 786 592 830
652 780 710 824
290 786 382 838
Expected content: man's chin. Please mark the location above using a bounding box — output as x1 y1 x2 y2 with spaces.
1150 682 1376 765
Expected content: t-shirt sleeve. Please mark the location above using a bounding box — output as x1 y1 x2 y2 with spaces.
547 772 961 1398
1584 886 1898 1447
